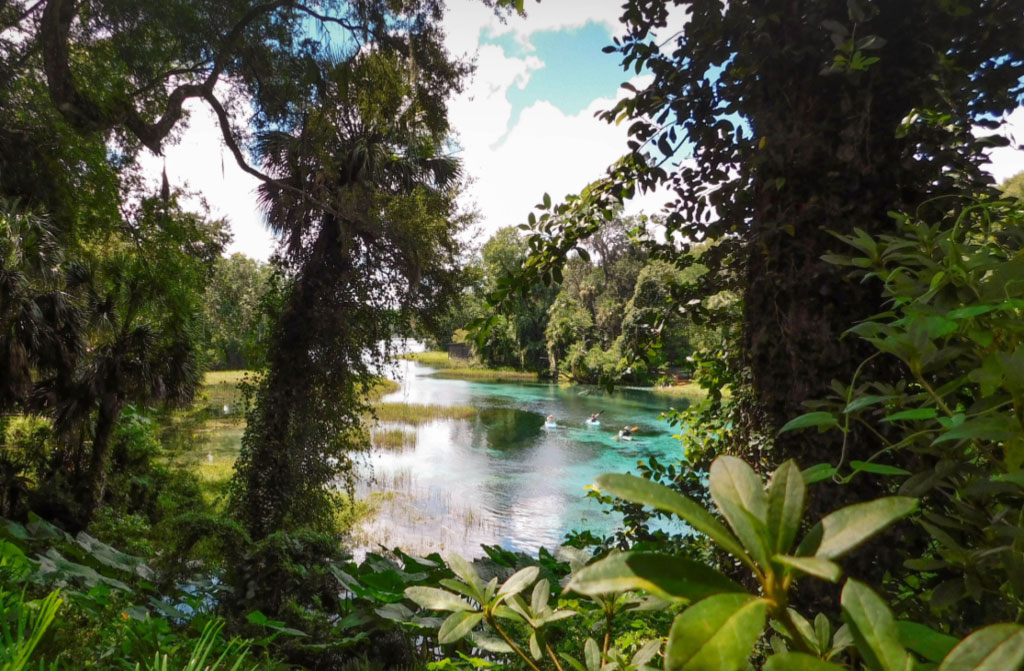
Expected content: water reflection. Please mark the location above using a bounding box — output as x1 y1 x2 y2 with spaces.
355 361 700 558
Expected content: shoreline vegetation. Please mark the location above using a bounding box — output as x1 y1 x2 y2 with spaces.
397 350 538 380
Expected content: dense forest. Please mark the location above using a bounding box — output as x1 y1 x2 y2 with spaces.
2 1 1024 670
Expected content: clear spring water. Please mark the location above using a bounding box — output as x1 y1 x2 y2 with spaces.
356 360 698 558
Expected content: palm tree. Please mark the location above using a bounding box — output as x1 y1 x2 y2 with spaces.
230 52 464 539
0 202 81 417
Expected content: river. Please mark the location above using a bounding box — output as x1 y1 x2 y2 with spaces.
355 359 697 558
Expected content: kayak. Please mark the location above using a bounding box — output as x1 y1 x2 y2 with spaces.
544 421 557 428
585 419 600 426
617 432 633 441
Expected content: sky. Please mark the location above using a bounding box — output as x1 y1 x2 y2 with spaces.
147 2 1024 261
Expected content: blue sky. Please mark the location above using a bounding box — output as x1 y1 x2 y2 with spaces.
149 1 1024 260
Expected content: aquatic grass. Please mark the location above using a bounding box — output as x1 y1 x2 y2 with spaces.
367 377 400 401
648 383 709 400
371 427 418 450
372 402 476 424
398 350 465 367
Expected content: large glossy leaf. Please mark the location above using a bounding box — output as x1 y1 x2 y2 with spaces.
767 460 805 554
438 611 483 644
596 473 752 569
472 632 513 653
779 412 839 433
773 555 841 583
665 593 767 671
841 580 909 671
709 457 771 567
816 497 918 559
939 623 1024 670
566 552 743 601
447 554 483 594
497 566 539 599
404 586 474 612
897 621 958 663
763 653 846 670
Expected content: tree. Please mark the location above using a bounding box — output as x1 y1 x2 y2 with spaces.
477 227 557 370
513 0 1024 467
201 254 277 370
1003 170 1024 200
229 48 469 540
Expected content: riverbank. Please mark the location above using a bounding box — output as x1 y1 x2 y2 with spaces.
397 350 538 380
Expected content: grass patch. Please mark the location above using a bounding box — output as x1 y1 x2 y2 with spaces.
648 383 705 398
198 370 255 411
373 403 476 424
433 368 538 381
371 427 418 450
398 350 465 367
367 377 400 401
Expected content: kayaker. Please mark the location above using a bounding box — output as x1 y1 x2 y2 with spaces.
620 425 632 438
589 412 600 422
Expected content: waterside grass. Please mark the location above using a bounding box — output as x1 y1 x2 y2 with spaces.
399 350 538 381
371 427 418 450
372 402 476 425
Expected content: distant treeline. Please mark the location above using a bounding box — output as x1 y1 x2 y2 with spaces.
417 214 735 385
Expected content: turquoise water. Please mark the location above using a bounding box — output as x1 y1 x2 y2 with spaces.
356 360 698 558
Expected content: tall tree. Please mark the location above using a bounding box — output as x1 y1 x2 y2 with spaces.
512 0 1024 466
229 48 469 540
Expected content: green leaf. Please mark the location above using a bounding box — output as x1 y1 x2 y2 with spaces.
438 611 483 644
531 579 550 613
802 464 837 485
841 580 909 671
665 593 768 671
763 652 846 670
497 566 539 600
709 456 771 567
404 587 475 612
767 460 805 554
773 555 841 583
447 554 483 594
632 639 662 667
779 412 839 434
897 621 958 663
939 623 1024 670
815 497 918 559
439 579 480 602
595 473 753 570
566 552 743 602
933 416 1021 444
947 305 996 320
850 461 912 476
529 631 542 659
883 408 938 422
844 395 891 414
472 632 513 653
585 638 602 671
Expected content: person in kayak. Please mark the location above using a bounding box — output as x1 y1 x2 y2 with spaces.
620 425 632 438
588 412 601 423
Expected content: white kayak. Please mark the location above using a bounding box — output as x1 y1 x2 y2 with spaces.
585 419 600 426
617 432 633 441
544 421 557 428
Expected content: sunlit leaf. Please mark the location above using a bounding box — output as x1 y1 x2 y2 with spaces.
665 593 767 671
815 497 917 559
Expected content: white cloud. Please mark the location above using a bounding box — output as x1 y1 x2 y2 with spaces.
139 99 275 261
442 0 623 54
982 106 1024 186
